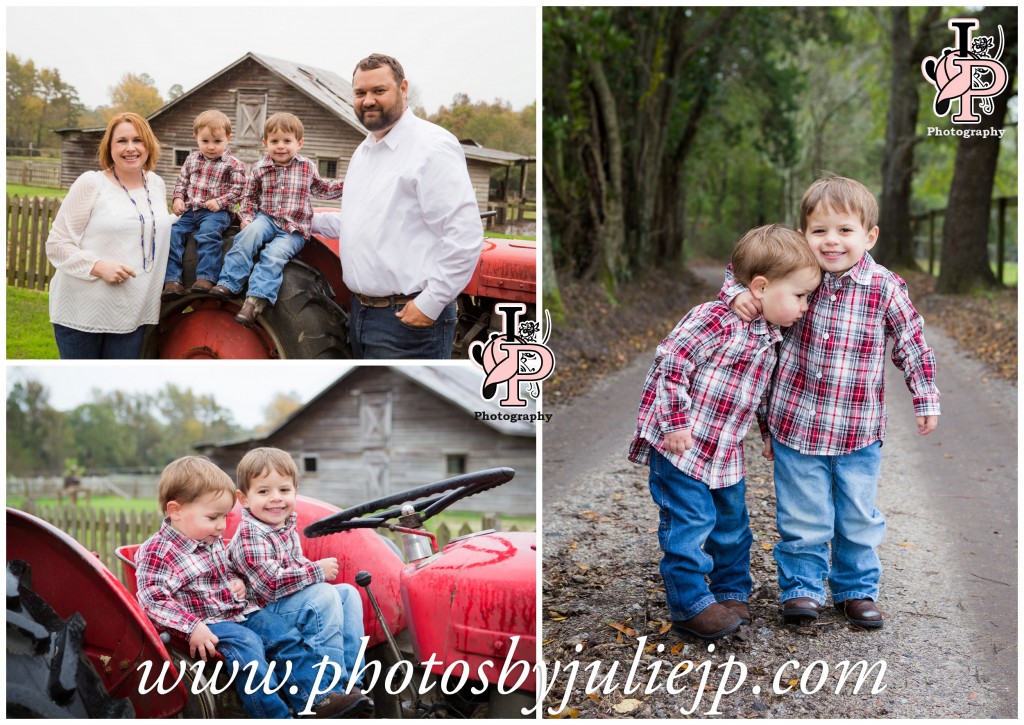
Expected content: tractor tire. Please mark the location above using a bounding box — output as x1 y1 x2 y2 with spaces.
6 559 134 718
260 260 351 359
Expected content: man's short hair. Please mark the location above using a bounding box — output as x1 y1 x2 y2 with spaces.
263 112 304 141
800 175 878 231
732 224 820 286
236 447 299 495
194 109 232 137
353 53 405 86
158 456 235 513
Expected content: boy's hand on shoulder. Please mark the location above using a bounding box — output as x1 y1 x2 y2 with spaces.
761 437 774 461
731 291 761 323
663 429 694 456
228 578 246 600
317 557 339 581
189 622 219 661
172 198 186 215
205 199 221 212
917 416 938 435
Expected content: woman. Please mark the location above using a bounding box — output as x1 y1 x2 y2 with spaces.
46 112 171 358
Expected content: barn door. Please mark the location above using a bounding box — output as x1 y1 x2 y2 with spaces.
359 391 393 449
235 91 267 155
363 452 389 501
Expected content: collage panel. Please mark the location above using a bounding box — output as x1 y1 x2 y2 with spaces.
541 4 1017 720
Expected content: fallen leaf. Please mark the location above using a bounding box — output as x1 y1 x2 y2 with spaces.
580 510 600 520
608 621 636 637
588 693 600 702
570 541 578 550
578 564 590 571
614 492 623 500
671 642 685 655
968 692 978 699
659 621 672 635
613 699 642 714
549 707 580 719
761 542 773 551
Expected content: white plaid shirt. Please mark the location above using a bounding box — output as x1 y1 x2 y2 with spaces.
228 509 325 608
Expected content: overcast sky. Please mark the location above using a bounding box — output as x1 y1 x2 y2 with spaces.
6 362 350 429
6 5 537 114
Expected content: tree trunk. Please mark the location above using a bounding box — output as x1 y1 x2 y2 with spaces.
876 7 940 270
936 9 1016 293
541 205 566 324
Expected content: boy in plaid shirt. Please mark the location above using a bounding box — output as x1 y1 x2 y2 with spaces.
162 110 246 300
135 456 369 718
228 447 366 690
211 112 344 327
726 176 940 629
629 225 821 641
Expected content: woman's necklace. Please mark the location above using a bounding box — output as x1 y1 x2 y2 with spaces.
111 168 157 272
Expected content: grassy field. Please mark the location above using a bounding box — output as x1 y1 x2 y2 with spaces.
918 260 1018 287
6 286 58 359
7 184 66 199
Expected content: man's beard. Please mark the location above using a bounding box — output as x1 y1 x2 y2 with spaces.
357 101 402 132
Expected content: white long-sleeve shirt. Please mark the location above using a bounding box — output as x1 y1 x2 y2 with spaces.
311 109 483 320
46 171 171 333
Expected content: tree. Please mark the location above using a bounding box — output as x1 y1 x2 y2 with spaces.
167 83 184 101
937 7 1017 293
7 381 71 475
107 72 164 118
259 392 304 433
7 53 40 150
875 7 942 270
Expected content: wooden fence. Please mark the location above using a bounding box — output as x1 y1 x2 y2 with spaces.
15 502 526 587
912 195 1018 283
7 160 62 188
7 194 60 290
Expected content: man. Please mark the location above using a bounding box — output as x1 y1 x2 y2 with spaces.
312 54 483 359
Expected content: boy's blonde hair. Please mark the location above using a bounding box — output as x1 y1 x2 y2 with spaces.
236 447 299 495
732 224 820 286
193 109 232 137
97 112 160 172
158 456 235 513
263 112 304 141
800 175 878 231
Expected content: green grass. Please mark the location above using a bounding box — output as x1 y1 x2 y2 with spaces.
6 495 159 513
917 259 1017 286
6 286 58 359
487 232 536 241
7 184 65 199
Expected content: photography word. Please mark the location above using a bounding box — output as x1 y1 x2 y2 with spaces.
474 410 553 424
541 636 888 717
927 126 1006 139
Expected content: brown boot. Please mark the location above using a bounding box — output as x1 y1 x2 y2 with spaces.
719 599 750 624
161 281 185 301
672 602 741 640
234 298 259 328
309 691 371 718
208 284 236 300
835 599 883 629
191 279 214 293
781 597 822 624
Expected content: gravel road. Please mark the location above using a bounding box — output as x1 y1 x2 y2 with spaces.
541 320 1017 718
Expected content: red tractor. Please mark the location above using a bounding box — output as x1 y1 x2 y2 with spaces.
6 469 537 718
143 216 537 359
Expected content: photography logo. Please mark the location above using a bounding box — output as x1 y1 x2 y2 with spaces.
470 304 555 408
921 18 1009 125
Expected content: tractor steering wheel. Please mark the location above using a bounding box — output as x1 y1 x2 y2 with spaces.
303 467 516 538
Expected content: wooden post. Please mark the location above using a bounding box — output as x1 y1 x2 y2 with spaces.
996 197 1007 285
928 210 937 276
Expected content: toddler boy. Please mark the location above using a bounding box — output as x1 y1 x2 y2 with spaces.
135 456 368 718
726 176 940 628
228 447 366 690
210 112 344 327
163 109 246 300
629 225 821 640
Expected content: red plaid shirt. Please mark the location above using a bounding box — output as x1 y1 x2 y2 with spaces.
134 519 256 637
172 149 247 211
239 155 344 238
228 508 325 608
722 253 940 455
629 302 782 488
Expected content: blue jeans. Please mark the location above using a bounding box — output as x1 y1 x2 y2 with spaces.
772 438 885 604
648 450 753 621
209 607 341 718
217 212 304 305
53 323 144 359
262 583 364 687
350 295 456 359
166 209 230 285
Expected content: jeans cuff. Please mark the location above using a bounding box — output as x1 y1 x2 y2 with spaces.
672 593 718 621
780 589 826 605
832 591 877 603
714 594 749 604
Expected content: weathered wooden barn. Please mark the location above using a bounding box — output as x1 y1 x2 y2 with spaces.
195 366 537 516
55 52 533 215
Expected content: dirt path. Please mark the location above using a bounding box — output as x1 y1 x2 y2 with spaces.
541 318 1017 717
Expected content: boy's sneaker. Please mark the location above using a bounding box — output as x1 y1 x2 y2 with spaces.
309 691 371 718
834 599 883 629
781 597 821 624
161 281 185 301
719 599 750 624
672 602 741 641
